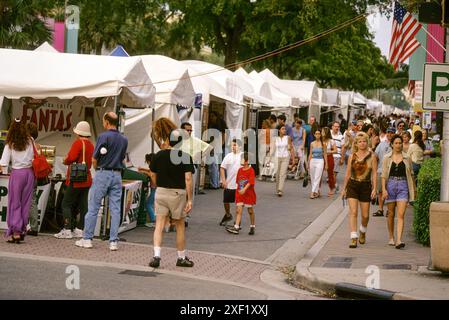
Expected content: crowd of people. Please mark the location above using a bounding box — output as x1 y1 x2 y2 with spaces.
0 109 439 268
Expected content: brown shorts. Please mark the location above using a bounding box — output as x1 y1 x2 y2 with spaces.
346 179 372 203
155 187 187 220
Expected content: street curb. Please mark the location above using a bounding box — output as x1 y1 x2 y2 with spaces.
292 202 347 297
265 196 347 266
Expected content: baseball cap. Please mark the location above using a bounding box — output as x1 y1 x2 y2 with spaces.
351 119 358 125
386 127 396 133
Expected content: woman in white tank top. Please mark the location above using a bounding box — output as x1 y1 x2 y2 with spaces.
271 125 294 197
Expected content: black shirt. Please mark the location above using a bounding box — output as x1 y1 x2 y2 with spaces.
389 161 406 177
150 149 195 189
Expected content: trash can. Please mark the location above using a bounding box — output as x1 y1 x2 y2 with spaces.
429 202 449 272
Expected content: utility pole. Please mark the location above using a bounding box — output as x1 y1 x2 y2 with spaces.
442 0 449 201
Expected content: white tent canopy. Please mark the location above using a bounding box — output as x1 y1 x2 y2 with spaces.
234 68 279 107
138 55 195 108
34 41 59 53
249 71 291 107
319 88 339 107
353 92 368 105
182 60 249 131
0 48 155 108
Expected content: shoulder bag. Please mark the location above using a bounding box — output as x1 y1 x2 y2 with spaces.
70 140 88 183
32 141 52 179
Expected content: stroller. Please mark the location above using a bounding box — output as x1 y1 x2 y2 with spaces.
259 153 276 182
287 156 302 180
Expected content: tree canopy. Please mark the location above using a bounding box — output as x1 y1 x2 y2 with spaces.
0 0 406 92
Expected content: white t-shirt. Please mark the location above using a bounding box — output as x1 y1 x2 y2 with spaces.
220 152 242 190
0 142 34 169
331 132 344 159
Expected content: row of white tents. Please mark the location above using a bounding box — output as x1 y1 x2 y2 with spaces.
0 43 397 171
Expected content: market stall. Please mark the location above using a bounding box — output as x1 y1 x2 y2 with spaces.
0 48 155 234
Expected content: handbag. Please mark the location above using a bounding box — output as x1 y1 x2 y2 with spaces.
32 142 52 179
302 172 309 188
69 140 88 183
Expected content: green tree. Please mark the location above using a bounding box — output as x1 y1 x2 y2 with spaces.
0 0 54 49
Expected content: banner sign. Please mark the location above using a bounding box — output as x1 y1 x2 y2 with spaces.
119 180 142 233
423 63 449 111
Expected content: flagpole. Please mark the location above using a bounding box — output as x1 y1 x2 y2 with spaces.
421 27 447 52
419 44 439 62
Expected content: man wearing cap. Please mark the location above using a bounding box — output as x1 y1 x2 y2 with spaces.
372 127 395 217
54 121 94 239
76 112 128 251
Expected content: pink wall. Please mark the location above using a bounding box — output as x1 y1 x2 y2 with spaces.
426 24 445 63
53 22 65 53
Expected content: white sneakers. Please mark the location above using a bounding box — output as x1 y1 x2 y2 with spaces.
109 241 118 251
75 239 93 248
72 228 84 238
54 228 84 239
54 229 73 239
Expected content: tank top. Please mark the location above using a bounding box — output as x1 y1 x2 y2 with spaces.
275 136 289 158
311 146 324 159
292 127 304 148
350 152 373 182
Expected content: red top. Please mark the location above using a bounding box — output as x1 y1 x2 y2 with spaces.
64 138 94 188
235 166 256 205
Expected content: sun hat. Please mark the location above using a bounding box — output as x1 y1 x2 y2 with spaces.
73 121 92 137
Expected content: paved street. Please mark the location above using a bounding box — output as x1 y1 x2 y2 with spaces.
0 176 341 300
122 178 338 261
0 256 266 300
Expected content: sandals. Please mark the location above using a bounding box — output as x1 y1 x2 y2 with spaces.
388 239 395 246
373 210 384 217
395 242 405 249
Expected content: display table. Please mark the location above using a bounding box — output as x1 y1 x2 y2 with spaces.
95 179 143 239
1 175 142 237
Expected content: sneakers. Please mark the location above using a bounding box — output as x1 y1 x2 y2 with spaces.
109 241 118 251
349 238 358 248
72 228 83 238
145 222 155 228
176 257 194 267
359 232 366 244
249 227 255 235
54 229 73 239
149 256 161 268
219 214 233 226
226 226 240 234
75 239 93 249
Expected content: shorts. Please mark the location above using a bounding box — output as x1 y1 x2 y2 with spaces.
385 177 409 204
223 188 236 204
236 203 254 208
155 187 187 220
346 179 372 202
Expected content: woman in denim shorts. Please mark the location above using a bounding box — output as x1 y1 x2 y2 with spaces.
382 135 415 249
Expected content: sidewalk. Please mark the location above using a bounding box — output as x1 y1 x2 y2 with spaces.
294 205 449 299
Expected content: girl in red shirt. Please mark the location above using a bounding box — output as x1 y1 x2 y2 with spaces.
226 152 256 235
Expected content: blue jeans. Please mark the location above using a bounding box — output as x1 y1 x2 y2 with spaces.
84 170 122 242
208 160 220 189
146 188 156 222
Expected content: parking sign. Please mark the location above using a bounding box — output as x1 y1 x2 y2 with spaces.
423 63 449 111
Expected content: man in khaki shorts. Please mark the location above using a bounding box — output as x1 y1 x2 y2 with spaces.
148 118 195 268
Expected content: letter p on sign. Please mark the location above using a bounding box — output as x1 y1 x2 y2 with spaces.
423 64 449 111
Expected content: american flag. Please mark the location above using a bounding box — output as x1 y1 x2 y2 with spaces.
389 1 422 71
